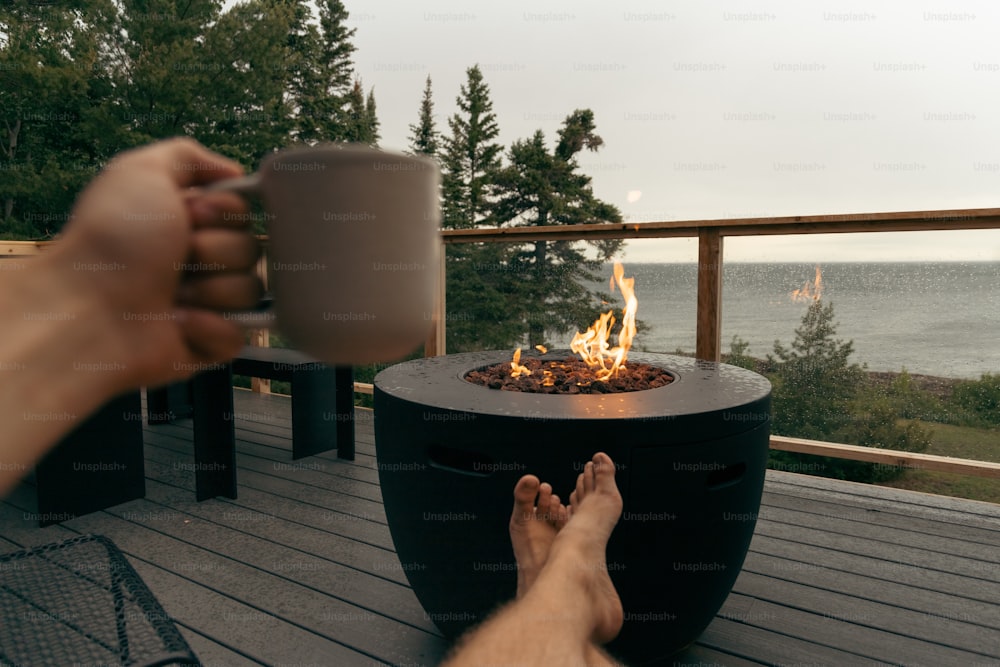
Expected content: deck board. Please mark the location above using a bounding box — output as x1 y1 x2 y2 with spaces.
1 389 998 666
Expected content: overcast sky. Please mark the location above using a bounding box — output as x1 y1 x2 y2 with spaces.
345 0 1000 262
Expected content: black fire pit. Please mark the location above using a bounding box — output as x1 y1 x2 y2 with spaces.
374 351 771 664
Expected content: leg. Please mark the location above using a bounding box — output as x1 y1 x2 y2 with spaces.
334 366 354 460
192 364 237 500
442 453 626 667
290 365 339 460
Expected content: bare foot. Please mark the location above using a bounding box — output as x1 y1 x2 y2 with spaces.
549 452 624 644
509 475 568 597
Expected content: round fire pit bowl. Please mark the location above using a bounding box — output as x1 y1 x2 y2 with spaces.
374 351 772 664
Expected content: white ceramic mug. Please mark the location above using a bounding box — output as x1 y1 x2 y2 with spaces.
207 144 440 364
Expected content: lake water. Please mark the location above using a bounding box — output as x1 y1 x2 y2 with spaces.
580 262 1000 379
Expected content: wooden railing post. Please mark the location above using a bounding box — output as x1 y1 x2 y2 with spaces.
424 239 447 357
696 228 724 362
251 241 271 393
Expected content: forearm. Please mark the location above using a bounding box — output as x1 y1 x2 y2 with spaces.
0 249 124 496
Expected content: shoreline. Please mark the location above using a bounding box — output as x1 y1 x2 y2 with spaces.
864 370 960 400
716 353 964 400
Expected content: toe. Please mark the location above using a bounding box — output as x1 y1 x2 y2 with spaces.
546 493 562 525
584 460 596 494
512 475 540 522
552 496 569 529
593 452 616 484
536 482 552 519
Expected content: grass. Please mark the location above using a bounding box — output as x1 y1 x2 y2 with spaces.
874 419 999 504
906 419 1000 463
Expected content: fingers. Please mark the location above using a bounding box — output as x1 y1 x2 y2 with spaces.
187 191 251 229
180 216 262 313
186 229 260 273
178 273 263 311
175 309 245 364
109 137 245 189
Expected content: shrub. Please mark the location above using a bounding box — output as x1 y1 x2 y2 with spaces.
949 373 1000 427
724 335 757 371
766 300 931 483
878 369 948 422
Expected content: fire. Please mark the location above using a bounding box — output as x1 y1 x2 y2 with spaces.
570 262 638 380
508 263 638 383
510 347 532 377
791 265 823 303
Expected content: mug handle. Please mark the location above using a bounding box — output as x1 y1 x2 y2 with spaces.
199 173 278 329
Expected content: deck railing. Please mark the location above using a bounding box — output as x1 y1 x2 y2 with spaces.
3 207 999 480
436 208 1000 481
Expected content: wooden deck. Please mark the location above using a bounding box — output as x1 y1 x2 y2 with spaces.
2 389 998 666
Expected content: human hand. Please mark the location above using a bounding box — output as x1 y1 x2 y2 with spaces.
43 137 262 392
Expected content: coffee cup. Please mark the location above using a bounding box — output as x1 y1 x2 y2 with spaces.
205 143 440 365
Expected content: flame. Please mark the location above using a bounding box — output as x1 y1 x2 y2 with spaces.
791 265 823 303
510 348 532 377
570 262 638 381
508 263 638 383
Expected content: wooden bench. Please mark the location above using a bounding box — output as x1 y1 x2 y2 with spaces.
32 391 146 525
147 346 354 500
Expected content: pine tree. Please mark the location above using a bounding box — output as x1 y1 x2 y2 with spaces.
196 0 300 163
290 0 357 144
408 75 439 157
438 65 521 351
490 109 624 347
0 0 122 236
0 0 367 238
440 65 502 230
768 299 864 439
112 0 223 143
342 79 378 145
364 86 380 145
769 299 863 439
767 298 929 483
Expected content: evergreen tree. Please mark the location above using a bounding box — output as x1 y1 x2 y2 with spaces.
440 65 502 230
408 75 439 157
0 0 121 236
365 87 380 145
290 0 357 144
490 110 624 347
342 79 379 145
196 0 300 163
767 299 929 482
438 65 520 351
768 299 864 439
1 0 368 239
111 0 224 143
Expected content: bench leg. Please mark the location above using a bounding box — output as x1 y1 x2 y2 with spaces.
291 366 339 460
192 365 237 500
146 381 193 424
335 366 355 460
35 391 146 525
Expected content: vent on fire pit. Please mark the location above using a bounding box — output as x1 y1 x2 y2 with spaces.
374 351 772 665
